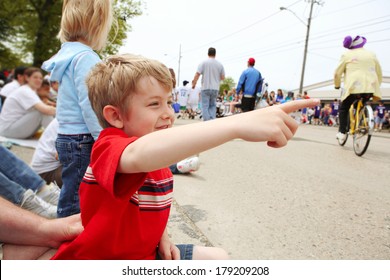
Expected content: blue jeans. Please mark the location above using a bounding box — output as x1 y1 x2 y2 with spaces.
0 145 44 204
156 244 194 260
201 89 218 121
56 134 94 217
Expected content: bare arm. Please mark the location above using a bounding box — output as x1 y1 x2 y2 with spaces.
192 72 201 89
118 99 320 174
34 102 56 116
0 197 82 248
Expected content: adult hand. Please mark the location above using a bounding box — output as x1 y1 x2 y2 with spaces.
41 213 83 248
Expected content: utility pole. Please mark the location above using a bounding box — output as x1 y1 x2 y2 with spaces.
280 0 322 94
299 0 315 95
177 44 182 87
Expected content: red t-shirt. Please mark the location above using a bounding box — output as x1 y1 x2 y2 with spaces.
52 128 173 259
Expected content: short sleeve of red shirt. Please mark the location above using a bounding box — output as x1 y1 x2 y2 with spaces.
90 127 147 199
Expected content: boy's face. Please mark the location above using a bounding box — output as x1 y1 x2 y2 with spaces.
121 76 175 137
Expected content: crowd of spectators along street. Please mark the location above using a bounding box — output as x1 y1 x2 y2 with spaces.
170 79 388 131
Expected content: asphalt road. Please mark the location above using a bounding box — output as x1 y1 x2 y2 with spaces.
169 119 390 260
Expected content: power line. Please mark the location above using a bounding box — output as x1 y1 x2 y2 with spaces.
183 0 383 57
220 16 390 64
319 0 380 17
175 0 388 87
310 17 390 41
182 0 388 65
182 0 303 54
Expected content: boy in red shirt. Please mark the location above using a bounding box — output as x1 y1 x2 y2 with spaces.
52 54 319 260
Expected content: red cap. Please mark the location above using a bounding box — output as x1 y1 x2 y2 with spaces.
248 57 255 65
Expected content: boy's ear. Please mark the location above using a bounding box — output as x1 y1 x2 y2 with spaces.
103 105 124 129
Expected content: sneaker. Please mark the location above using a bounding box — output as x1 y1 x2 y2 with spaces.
177 157 200 173
21 189 57 219
37 182 60 206
336 132 346 141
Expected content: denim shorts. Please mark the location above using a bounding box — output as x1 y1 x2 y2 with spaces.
375 116 384 124
156 244 194 260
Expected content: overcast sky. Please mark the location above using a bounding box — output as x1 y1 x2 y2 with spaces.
119 0 390 92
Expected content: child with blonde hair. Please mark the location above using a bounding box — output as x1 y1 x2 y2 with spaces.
42 0 114 217
52 54 319 260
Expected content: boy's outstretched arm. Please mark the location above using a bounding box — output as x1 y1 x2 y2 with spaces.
119 99 320 173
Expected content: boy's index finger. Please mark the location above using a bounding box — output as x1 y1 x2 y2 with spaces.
279 99 320 114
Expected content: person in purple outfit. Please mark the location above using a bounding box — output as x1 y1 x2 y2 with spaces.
374 100 387 132
313 103 322 125
329 99 340 126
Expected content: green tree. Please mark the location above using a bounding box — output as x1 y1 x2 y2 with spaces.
0 2 25 69
0 0 142 69
219 76 236 95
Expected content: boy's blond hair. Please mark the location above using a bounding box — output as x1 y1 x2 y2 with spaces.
58 0 113 50
87 54 173 128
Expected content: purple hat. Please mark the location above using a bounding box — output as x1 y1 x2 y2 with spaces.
343 35 367 49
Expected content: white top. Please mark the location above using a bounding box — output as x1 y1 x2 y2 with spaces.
0 80 21 97
177 85 190 106
188 87 201 105
31 118 60 174
0 84 41 133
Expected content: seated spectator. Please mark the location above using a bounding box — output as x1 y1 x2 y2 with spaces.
0 145 60 219
268 90 276 106
37 79 56 107
225 92 242 116
255 90 270 109
31 118 62 187
0 67 55 139
49 80 59 102
0 66 27 103
275 89 285 104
